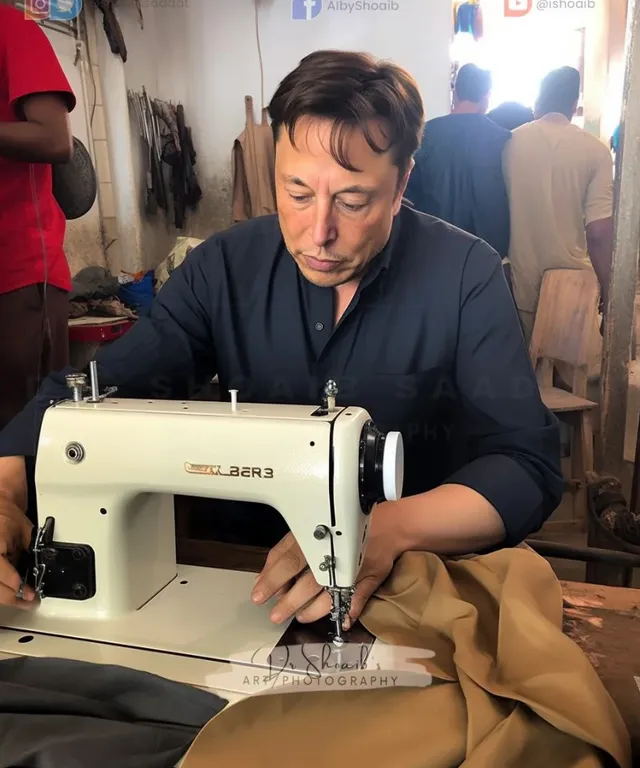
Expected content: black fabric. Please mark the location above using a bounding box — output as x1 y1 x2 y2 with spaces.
405 113 511 258
0 205 563 546
0 656 227 768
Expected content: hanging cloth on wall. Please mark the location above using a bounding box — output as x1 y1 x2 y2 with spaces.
454 0 483 40
91 0 127 63
472 3 483 40
231 95 277 223
128 90 202 230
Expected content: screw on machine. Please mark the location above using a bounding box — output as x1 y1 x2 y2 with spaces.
323 380 338 411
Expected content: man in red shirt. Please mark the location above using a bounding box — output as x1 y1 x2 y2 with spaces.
0 1 75 430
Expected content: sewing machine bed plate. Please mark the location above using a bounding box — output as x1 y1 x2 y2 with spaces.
0 565 297 693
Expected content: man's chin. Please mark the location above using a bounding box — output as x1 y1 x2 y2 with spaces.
298 264 351 288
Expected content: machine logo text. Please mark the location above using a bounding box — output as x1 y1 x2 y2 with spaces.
185 462 274 479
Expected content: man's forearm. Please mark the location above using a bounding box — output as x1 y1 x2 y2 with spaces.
0 121 71 163
0 457 28 518
374 483 506 558
590 248 611 304
586 220 613 303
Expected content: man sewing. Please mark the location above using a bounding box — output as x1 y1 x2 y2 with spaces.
0 2 75 431
0 51 563 631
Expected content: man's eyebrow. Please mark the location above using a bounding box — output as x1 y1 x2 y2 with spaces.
284 175 309 187
335 185 374 195
283 176 374 195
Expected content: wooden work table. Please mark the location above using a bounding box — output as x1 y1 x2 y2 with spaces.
178 539 640 758
561 581 640 757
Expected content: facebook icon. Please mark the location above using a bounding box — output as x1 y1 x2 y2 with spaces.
291 0 322 20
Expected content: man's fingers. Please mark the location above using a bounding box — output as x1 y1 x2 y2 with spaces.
295 589 332 625
269 569 323 624
0 555 23 596
263 532 294 568
0 584 35 610
272 579 295 601
20 521 33 552
253 537 306 604
347 572 386 626
0 580 35 609
0 556 36 604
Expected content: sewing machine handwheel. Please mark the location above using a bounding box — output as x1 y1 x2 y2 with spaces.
382 431 404 501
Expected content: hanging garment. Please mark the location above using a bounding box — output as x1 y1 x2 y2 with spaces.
232 95 277 222
472 4 484 40
181 547 631 768
91 0 127 63
160 103 202 230
455 2 478 34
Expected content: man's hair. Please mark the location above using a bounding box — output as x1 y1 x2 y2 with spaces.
487 101 534 131
268 50 424 177
536 66 581 118
454 64 492 103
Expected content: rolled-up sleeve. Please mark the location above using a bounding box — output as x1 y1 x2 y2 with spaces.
0 241 217 460
444 240 564 544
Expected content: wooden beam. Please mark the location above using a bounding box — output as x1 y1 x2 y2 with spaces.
598 0 640 476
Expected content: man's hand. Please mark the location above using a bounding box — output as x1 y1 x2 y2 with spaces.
252 512 399 628
0 501 35 608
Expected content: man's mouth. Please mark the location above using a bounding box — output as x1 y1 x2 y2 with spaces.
303 254 342 273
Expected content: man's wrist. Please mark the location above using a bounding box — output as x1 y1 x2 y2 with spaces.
371 500 411 560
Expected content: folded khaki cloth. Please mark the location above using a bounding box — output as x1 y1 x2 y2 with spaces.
182 548 631 768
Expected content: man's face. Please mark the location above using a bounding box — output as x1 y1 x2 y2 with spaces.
275 116 410 288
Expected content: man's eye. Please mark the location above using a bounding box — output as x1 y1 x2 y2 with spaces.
289 194 310 203
340 201 366 212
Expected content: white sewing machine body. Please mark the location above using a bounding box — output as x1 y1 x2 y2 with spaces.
0 377 403 696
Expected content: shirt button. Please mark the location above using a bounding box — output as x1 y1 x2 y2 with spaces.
315 322 324 331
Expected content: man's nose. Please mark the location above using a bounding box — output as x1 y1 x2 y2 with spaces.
311 200 337 247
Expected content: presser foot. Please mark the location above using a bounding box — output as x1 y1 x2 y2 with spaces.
328 587 355 647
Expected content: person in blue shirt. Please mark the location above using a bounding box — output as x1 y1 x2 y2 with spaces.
405 64 511 261
0 52 562 630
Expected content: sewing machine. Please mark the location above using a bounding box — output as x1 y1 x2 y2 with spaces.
0 366 404 693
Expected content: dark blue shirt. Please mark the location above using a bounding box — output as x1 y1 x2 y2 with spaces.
0 205 562 546
405 113 511 258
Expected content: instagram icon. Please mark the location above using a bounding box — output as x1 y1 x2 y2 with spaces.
24 0 83 22
504 0 532 15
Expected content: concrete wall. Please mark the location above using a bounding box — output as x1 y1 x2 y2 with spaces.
109 0 453 272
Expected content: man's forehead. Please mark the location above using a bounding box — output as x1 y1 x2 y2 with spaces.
275 116 395 179
284 174 376 194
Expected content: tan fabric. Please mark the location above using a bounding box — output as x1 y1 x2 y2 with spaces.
231 95 277 222
182 548 631 767
503 114 613 318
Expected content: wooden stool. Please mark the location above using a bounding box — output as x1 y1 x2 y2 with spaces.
529 269 601 530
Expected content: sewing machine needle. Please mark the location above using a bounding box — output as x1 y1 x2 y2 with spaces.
332 596 345 647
